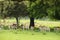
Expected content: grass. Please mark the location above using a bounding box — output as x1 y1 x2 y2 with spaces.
0 19 60 40
0 30 60 40
0 19 60 28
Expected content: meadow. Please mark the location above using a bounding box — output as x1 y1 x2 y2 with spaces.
0 30 60 40
0 18 60 28
0 19 60 40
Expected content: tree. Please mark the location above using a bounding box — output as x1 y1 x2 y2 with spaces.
45 0 55 20
54 0 60 20
47 0 60 20
28 0 37 28
11 0 37 28
0 1 8 25
7 0 49 29
27 0 48 28
7 1 28 28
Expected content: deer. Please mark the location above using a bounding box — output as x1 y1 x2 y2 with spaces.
39 25 50 32
54 26 60 32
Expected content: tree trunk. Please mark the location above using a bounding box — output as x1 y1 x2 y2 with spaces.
29 17 35 28
16 17 19 28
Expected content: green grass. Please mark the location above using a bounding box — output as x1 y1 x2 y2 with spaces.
0 30 60 40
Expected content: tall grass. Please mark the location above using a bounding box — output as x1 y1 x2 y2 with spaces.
0 19 60 28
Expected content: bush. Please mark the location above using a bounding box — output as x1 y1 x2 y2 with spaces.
3 26 9 30
34 27 40 32
50 27 54 32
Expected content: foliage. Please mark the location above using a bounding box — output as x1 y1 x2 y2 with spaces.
7 1 28 18
47 0 60 20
